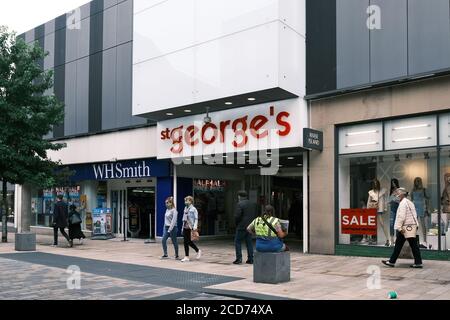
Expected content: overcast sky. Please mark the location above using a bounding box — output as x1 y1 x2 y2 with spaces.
0 0 92 34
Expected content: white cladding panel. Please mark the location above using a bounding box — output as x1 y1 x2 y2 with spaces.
133 0 306 116
47 127 158 165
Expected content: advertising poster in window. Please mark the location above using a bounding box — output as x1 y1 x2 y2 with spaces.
92 208 112 236
341 209 377 235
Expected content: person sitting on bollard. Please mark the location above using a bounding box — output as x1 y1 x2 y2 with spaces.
247 205 288 252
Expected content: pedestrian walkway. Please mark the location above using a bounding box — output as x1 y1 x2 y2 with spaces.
0 233 449 300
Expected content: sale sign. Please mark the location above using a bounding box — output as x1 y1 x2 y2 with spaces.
341 209 377 235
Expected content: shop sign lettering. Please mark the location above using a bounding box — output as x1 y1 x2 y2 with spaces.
156 99 306 159
341 209 377 235
92 161 151 180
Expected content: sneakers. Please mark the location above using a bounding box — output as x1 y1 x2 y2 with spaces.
181 257 190 262
51 244 57 247
410 264 423 269
161 255 169 259
175 256 181 260
233 259 242 265
196 249 202 260
385 240 391 247
79 238 84 245
382 260 395 267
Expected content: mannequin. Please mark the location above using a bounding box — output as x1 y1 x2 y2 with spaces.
388 178 400 246
441 173 450 231
411 177 429 247
367 179 389 246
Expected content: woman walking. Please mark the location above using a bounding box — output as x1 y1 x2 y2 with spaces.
161 197 179 259
181 196 201 262
68 204 86 244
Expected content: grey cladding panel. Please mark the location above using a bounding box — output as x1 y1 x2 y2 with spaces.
370 0 408 82
337 0 370 89
78 18 91 59
103 5 118 50
44 33 55 70
76 57 90 134
64 61 78 136
66 27 79 63
102 48 117 130
117 0 133 45
408 0 450 75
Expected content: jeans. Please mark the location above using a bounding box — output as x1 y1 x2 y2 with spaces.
183 228 199 257
235 229 254 262
162 226 179 257
389 202 399 237
389 231 423 265
256 238 284 253
53 227 70 245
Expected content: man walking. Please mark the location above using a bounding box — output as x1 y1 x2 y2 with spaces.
382 188 423 268
52 194 73 247
233 191 257 264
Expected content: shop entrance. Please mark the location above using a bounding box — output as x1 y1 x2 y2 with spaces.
127 187 156 239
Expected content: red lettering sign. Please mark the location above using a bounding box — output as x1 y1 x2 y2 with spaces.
341 209 377 235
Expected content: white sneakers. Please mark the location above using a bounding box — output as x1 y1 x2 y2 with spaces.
181 250 202 262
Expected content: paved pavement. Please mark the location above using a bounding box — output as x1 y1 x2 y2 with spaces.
0 233 449 300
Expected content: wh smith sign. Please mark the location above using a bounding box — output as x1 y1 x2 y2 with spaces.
156 99 307 159
67 159 170 181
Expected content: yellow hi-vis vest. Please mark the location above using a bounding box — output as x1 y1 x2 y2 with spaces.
254 216 279 238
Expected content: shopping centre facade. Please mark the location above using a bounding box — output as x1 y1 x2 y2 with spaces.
12 0 450 259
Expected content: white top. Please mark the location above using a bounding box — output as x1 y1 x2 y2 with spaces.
367 188 387 212
394 198 419 232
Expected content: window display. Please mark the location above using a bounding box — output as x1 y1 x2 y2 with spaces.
440 147 450 250
339 149 439 250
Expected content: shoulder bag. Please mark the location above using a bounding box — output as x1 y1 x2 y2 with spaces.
69 212 82 225
261 216 281 239
402 203 419 239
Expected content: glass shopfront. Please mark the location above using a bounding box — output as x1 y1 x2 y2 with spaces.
338 113 450 252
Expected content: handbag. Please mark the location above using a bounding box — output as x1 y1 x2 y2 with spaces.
402 203 418 239
69 212 82 225
187 220 200 241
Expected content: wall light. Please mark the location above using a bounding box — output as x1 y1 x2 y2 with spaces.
393 124 430 131
346 130 378 136
346 142 379 147
393 137 431 143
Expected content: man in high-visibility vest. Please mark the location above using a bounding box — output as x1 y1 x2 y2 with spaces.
247 205 288 252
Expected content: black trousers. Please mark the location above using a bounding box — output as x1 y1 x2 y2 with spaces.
54 227 70 245
183 228 199 257
389 231 423 265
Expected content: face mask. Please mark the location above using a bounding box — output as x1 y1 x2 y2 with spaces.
165 203 170 209
185 202 190 206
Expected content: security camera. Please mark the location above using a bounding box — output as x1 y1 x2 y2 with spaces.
204 107 211 124
204 115 211 124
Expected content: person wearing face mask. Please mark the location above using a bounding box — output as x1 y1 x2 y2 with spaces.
181 196 201 262
382 188 423 269
161 197 179 259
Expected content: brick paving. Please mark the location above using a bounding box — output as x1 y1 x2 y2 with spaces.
0 233 449 300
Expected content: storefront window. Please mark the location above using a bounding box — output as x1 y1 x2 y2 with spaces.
193 179 228 236
32 186 82 228
440 147 450 251
339 148 439 250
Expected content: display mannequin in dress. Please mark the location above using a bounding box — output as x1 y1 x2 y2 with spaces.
367 179 389 246
388 178 400 246
441 173 450 232
411 177 429 247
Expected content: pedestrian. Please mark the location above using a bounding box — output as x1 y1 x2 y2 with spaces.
233 190 257 265
161 197 179 259
247 205 288 253
52 194 73 247
181 196 201 262
382 187 423 268
68 204 86 244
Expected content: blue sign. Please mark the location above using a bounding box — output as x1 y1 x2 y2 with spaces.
65 159 171 181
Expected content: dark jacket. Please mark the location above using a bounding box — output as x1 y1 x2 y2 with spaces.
235 199 258 231
53 201 69 228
